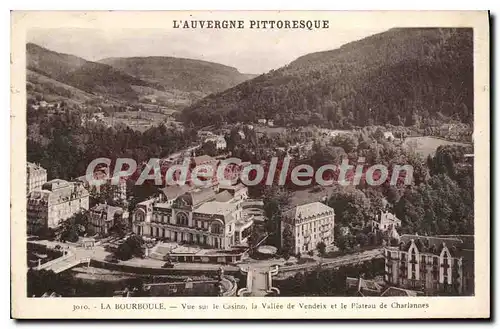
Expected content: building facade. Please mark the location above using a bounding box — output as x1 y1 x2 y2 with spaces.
27 179 90 233
384 235 474 295
372 210 401 232
27 162 47 195
88 203 127 235
204 136 227 150
76 170 127 204
132 185 252 249
281 202 335 255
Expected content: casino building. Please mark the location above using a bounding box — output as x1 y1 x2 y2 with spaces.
132 183 252 249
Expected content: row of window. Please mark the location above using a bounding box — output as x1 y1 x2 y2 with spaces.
298 237 332 252
151 213 227 234
297 219 333 235
387 250 454 266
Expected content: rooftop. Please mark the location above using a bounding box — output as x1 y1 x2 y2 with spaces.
215 190 233 203
381 287 419 297
175 188 217 208
41 179 70 191
159 185 193 201
27 162 46 172
346 277 384 296
284 202 334 224
398 234 474 257
378 210 401 224
194 201 237 217
193 155 215 166
219 183 247 192
91 203 123 219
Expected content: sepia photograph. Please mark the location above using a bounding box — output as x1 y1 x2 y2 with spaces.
11 10 490 319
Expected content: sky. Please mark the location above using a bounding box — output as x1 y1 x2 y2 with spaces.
27 27 389 74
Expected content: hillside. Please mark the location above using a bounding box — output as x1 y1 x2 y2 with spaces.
181 28 473 128
27 43 152 100
27 69 96 105
27 43 255 107
98 56 256 94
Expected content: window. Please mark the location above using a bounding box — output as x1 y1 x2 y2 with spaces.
211 222 222 234
442 254 450 284
177 212 189 226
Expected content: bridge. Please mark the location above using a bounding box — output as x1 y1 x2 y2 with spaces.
36 251 91 274
31 241 92 274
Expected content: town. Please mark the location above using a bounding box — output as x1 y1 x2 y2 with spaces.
26 115 475 298
24 27 475 299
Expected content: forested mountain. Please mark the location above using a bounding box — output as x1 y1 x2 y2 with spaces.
27 43 152 100
27 43 255 105
99 57 256 94
181 28 473 128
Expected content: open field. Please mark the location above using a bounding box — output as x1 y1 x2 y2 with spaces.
403 136 472 158
289 185 335 208
103 111 170 132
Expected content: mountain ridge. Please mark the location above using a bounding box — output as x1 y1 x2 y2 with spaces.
26 43 256 105
98 56 256 95
181 28 473 128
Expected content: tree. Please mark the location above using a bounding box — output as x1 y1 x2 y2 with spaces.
316 241 326 255
200 140 218 157
328 187 371 228
59 209 89 243
246 228 261 255
281 226 295 260
263 186 291 246
114 235 144 260
355 232 369 247
332 134 359 154
336 233 354 252
108 217 128 238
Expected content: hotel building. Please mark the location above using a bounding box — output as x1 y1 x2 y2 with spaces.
27 179 90 233
384 234 474 295
27 162 47 195
88 203 127 235
281 202 335 254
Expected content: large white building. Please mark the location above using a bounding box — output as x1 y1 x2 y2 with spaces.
281 202 335 254
27 162 47 195
132 184 253 249
27 179 89 233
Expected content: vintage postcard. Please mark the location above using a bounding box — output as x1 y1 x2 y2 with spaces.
11 11 490 319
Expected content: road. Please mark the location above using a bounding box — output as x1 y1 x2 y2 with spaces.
30 240 383 275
